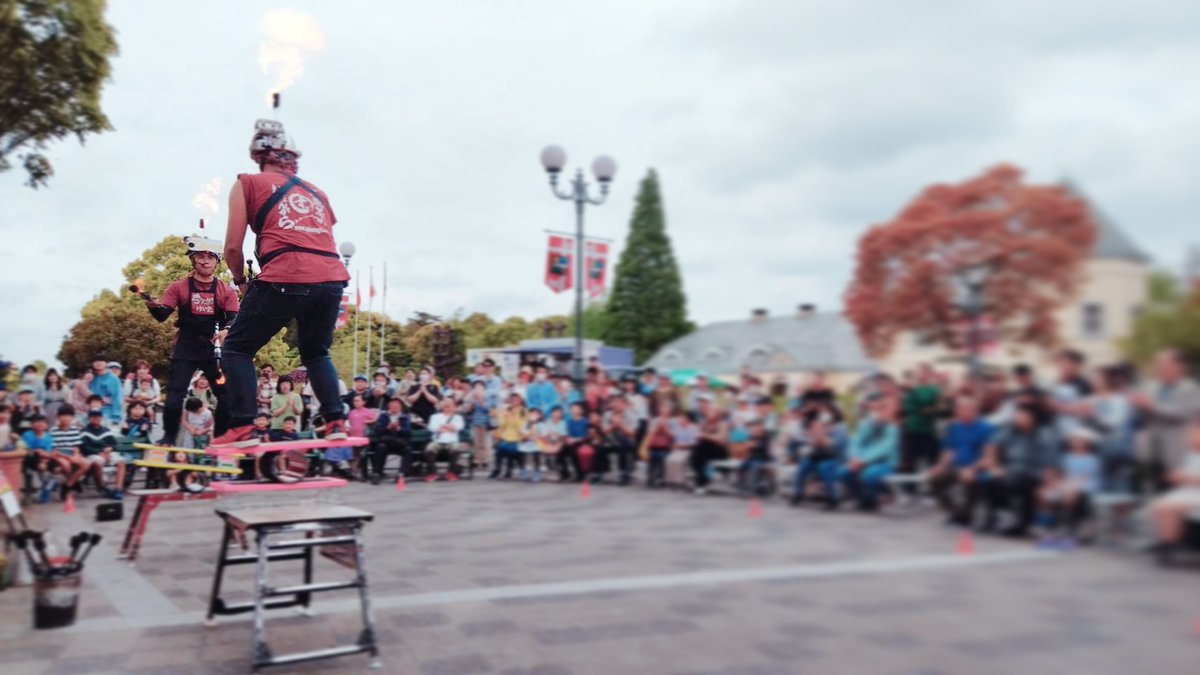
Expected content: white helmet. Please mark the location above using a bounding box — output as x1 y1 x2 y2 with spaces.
249 119 301 167
183 235 223 262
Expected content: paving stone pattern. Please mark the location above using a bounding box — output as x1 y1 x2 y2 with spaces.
1 480 1196 674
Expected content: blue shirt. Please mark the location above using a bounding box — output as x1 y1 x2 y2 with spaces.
1063 453 1101 493
849 418 898 467
566 417 588 441
90 372 123 424
21 430 54 453
526 381 559 415
943 419 995 468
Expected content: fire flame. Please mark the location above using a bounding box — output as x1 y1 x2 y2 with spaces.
258 9 326 104
192 177 223 216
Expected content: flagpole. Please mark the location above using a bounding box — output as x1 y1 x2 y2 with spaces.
352 271 360 377
365 265 373 376
379 261 387 369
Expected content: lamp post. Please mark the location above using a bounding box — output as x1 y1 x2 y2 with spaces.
540 145 616 391
339 241 357 376
954 262 991 378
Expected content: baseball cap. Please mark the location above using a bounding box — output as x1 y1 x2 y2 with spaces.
107 361 121 369
481 358 496 367
87 409 104 417
354 374 368 382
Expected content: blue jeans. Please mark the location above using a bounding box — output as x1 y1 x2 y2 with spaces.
836 462 894 508
795 457 839 498
223 281 346 426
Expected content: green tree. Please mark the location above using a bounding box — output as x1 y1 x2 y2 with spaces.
1 0 118 187
477 316 541 349
1121 271 1200 366
603 170 693 362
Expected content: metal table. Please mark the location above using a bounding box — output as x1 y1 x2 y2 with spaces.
207 504 379 671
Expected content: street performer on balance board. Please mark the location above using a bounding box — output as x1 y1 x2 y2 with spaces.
144 236 239 445
212 119 351 445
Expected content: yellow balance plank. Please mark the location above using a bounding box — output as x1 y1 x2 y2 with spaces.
133 443 242 459
133 460 242 475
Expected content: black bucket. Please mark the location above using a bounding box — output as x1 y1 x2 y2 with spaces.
33 566 82 629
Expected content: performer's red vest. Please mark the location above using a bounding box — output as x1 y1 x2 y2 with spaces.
238 171 350 284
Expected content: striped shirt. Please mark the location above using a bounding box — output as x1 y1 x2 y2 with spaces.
50 426 83 456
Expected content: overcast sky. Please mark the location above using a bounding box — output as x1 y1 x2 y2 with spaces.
3 0 1199 368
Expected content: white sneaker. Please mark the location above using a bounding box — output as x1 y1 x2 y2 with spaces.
693 487 707 496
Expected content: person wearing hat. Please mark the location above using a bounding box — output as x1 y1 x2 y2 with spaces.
143 235 240 445
343 374 372 408
212 117 351 445
87 358 124 429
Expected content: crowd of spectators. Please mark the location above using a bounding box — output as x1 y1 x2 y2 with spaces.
3 347 1199 558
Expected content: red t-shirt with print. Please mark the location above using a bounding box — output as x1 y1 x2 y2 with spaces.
238 171 350 284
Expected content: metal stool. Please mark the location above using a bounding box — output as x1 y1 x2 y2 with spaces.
206 505 380 671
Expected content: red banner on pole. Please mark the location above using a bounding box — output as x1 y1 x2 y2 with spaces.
584 240 609 299
545 235 574 294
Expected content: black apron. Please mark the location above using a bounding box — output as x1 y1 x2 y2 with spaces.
173 277 228 360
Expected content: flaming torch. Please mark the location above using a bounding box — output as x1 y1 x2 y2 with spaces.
128 278 151 302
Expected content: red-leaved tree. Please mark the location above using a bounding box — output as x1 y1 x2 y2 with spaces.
844 164 1098 359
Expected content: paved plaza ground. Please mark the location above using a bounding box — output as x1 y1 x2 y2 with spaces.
1 479 1197 674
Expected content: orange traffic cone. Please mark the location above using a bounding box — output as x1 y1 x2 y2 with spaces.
956 530 975 555
64 493 75 514
580 482 591 499
395 475 406 492
748 498 763 519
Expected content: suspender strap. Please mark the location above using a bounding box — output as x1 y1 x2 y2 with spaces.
251 174 338 270
256 245 342 268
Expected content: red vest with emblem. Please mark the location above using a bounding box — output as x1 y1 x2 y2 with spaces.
238 172 350 284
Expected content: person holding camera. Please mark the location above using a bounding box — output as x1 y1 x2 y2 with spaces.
144 235 240 445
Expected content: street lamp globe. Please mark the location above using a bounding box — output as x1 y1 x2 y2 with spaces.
339 241 356 263
540 145 567 174
591 155 617 183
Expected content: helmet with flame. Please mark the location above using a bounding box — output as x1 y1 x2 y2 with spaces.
183 235 224 262
249 118 301 172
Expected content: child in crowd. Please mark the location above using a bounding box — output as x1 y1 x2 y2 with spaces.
645 403 676 488
665 410 698 488
84 394 105 424
181 397 213 450
339 393 378 479
518 407 544 481
164 449 195 490
123 401 153 442
250 413 273 442
271 416 300 442
21 414 60 503
560 402 589 483
738 419 773 496
79 409 125 499
463 381 493 470
492 394 527 480
1036 427 1101 548
537 406 567 481
236 413 274 480
47 406 83 500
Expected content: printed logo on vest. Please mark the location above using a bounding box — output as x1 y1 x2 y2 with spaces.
191 292 216 316
277 190 329 235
